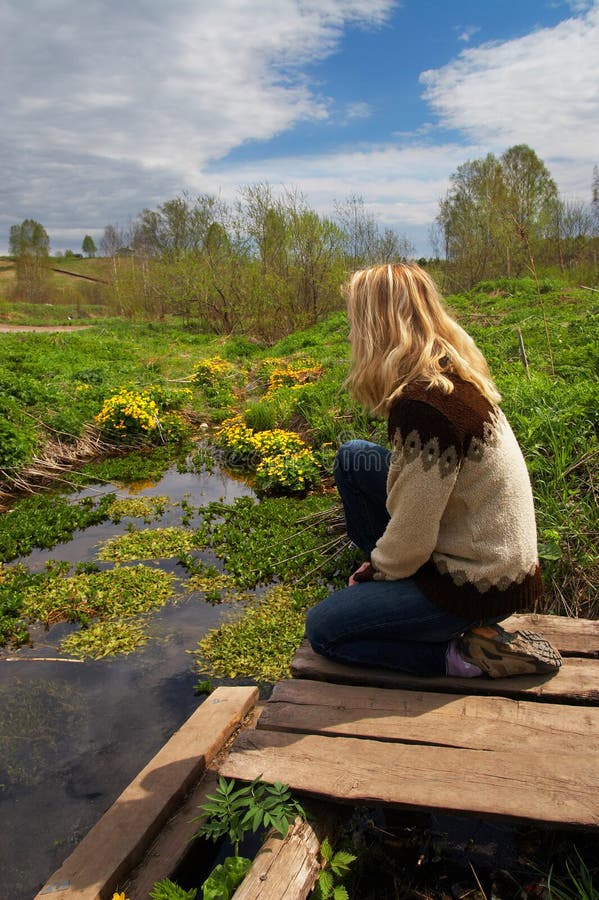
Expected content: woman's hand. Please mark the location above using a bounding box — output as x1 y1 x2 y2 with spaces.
348 561 373 586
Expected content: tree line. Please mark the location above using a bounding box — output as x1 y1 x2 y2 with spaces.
433 145 599 289
99 186 413 337
7 146 599 334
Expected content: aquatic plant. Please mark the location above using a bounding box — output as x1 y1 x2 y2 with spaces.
193 495 357 590
61 617 151 658
0 493 116 563
196 585 311 682
21 564 174 627
98 526 200 561
255 448 319 495
95 388 160 441
106 496 169 522
212 417 319 494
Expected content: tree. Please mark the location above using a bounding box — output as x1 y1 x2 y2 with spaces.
592 166 599 234
9 219 49 257
9 218 50 301
437 145 560 285
100 224 128 258
133 192 226 258
437 153 507 285
334 194 413 267
546 198 594 272
499 144 557 272
82 235 97 257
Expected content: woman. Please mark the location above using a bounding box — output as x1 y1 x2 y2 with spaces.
306 263 561 678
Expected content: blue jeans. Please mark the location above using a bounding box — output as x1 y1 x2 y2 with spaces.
305 440 497 676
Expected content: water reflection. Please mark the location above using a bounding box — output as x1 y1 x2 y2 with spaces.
0 464 255 900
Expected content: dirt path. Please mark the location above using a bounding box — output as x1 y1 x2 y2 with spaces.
0 324 91 333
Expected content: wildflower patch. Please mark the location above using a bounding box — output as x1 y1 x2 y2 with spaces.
213 416 319 494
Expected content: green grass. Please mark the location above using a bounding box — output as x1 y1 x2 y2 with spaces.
0 275 596 665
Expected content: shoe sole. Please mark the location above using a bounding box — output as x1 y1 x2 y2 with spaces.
460 629 562 679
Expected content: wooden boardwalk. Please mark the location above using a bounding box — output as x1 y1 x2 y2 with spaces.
36 614 599 899
220 614 599 830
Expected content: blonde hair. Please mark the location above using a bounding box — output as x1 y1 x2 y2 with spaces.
345 262 501 414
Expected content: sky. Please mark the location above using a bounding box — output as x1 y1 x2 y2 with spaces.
2 0 598 256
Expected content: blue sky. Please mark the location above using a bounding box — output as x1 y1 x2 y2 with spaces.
1 0 598 255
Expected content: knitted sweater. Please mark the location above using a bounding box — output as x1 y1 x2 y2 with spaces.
364 375 542 618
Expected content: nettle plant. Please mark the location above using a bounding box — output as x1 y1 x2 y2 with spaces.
194 775 306 900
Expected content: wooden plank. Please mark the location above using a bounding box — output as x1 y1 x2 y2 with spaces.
233 805 342 900
122 770 219 900
36 686 259 900
291 641 599 704
502 614 599 657
123 705 264 899
233 817 320 900
220 729 599 829
258 679 599 753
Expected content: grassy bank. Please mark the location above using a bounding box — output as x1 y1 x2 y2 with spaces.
0 275 596 666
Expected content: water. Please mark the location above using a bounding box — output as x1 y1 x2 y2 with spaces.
0 464 255 900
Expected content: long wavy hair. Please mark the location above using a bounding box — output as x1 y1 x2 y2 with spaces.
345 262 501 414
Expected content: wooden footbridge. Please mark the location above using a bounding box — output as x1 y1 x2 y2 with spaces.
37 613 599 899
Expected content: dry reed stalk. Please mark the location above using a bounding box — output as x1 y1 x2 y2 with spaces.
0 425 141 510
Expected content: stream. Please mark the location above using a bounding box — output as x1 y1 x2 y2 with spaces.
0 464 255 900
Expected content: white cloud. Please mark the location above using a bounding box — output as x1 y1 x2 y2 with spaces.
420 3 599 196
457 26 480 43
202 141 479 228
3 0 394 171
342 101 373 121
0 0 396 248
2 0 597 259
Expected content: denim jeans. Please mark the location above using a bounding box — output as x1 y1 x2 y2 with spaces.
305 440 497 676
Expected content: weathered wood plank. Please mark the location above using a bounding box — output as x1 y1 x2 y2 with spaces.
233 805 342 900
291 641 599 704
123 770 219 900
233 817 320 900
502 614 599 657
220 729 599 828
258 679 599 753
36 686 259 900
123 705 264 899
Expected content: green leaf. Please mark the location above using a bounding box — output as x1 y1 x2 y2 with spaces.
317 869 334 899
333 886 349 900
538 541 562 561
229 785 252 802
149 877 198 900
252 807 264 832
320 837 334 864
222 855 251 890
202 865 231 900
330 851 357 877
218 776 234 795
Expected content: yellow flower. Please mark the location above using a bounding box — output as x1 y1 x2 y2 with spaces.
112 893 129 900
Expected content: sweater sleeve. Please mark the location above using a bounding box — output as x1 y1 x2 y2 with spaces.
370 397 463 581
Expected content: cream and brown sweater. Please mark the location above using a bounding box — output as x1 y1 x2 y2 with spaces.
362 375 542 619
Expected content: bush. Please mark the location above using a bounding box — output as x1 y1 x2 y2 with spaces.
0 416 36 469
95 389 160 441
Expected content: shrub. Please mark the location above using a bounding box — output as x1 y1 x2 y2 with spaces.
95 389 160 441
0 416 36 469
255 448 319 495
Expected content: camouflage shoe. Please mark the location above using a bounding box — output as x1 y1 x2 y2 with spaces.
459 624 562 679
